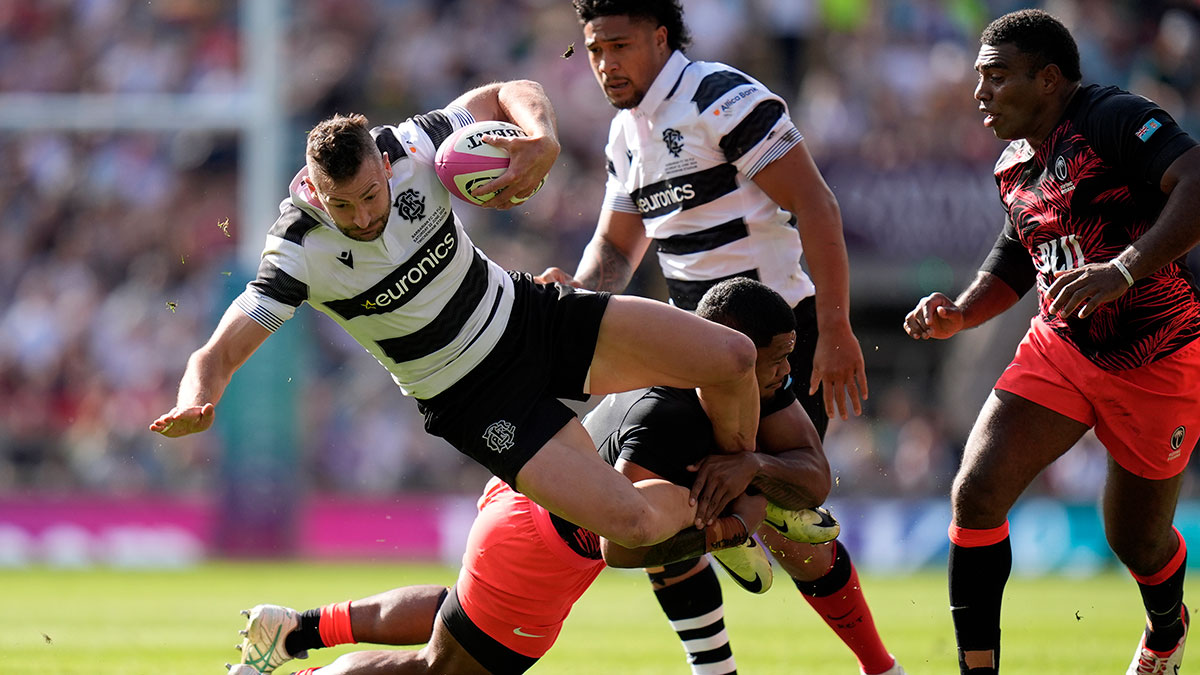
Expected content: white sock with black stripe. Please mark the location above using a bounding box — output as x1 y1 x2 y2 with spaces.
651 560 736 675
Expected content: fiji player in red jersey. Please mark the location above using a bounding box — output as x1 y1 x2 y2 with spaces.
905 9 1200 675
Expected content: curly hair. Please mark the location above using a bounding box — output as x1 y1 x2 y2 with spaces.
696 277 795 348
572 0 692 53
981 9 1081 82
306 113 379 181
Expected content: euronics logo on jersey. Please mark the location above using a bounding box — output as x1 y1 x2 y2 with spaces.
363 231 454 309
322 215 458 320
483 420 516 454
637 183 695 213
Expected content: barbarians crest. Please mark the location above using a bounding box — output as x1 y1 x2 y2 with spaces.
393 188 426 221
483 420 517 454
662 128 684 157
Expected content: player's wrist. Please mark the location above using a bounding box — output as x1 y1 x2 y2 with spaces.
1110 259 1135 287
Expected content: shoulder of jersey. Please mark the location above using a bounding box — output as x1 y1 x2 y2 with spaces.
994 140 1034 174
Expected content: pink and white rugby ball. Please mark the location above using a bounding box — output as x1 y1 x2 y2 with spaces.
434 120 544 205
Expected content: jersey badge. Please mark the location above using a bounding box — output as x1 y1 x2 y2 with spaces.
337 250 354 269
393 188 426 221
1136 118 1162 142
483 420 517 454
1053 156 1076 194
662 128 684 158
1169 425 1186 461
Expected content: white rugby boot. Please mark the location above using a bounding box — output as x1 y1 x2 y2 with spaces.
235 604 307 673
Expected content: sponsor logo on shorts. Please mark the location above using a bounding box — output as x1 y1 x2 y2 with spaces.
1170 425 1186 461
483 420 516 454
512 627 545 638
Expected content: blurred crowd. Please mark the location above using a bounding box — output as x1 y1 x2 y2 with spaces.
2 0 1199 500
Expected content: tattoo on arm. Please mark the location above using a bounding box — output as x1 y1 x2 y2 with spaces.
636 528 707 567
753 478 819 511
579 240 635 292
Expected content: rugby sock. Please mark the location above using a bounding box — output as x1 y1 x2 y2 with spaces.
292 670 319 675
793 542 893 675
1131 527 1188 652
948 522 1011 675
650 561 737 675
283 601 356 657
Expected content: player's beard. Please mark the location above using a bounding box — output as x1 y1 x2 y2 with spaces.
340 185 392 241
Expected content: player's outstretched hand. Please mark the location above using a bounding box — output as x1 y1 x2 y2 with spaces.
149 403 215 437
904 292 964 340
1047 262 1131 319
810 323 868 420
688 451 760 528
534 267 582 287
470 132 559 210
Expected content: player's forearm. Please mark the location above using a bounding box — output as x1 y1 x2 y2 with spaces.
1119 173 1200 281
602 528 708 568
175 347 235 409
575 236 635 292
955 271 1022 329
750 450 831 510
496 80 558 145
795 206 853 328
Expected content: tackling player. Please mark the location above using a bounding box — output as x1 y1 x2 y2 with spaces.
150 81 765 556
224 278 843 675
904 9 1200 674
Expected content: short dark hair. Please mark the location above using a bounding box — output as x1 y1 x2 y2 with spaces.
572 0 692 53
306 113 379 181
981 9 1081 82
696 277 795 348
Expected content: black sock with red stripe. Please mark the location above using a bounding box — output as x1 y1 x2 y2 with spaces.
948 523 1011 674
1134 528 1188 652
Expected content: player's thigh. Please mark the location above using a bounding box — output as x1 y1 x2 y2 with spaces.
418 614 495 675
1101 455 1185 574
514 417 691 545
587 295 754 395
952 389 1089 527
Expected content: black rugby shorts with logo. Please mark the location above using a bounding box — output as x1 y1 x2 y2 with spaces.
417 271 610 486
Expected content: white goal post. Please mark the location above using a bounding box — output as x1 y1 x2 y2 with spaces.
0 0 284 271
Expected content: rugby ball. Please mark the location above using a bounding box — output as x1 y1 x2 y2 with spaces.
434 120 544 205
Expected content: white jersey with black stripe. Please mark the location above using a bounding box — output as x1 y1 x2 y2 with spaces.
602 51 815 310
233 106 516 399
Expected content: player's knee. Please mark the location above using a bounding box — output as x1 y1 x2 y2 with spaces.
1105 525 1176 575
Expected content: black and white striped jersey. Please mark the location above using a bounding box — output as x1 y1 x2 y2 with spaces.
602 51 815 310
233 106 516 399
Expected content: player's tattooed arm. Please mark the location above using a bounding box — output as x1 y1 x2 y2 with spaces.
750 473 825 511
575 208 651 292
576 237 636 292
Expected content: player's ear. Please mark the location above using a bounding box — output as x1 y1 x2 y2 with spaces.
381 152 393 178
1039 63 1065 94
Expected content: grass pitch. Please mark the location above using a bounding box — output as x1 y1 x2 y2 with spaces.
0 561 1183 674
